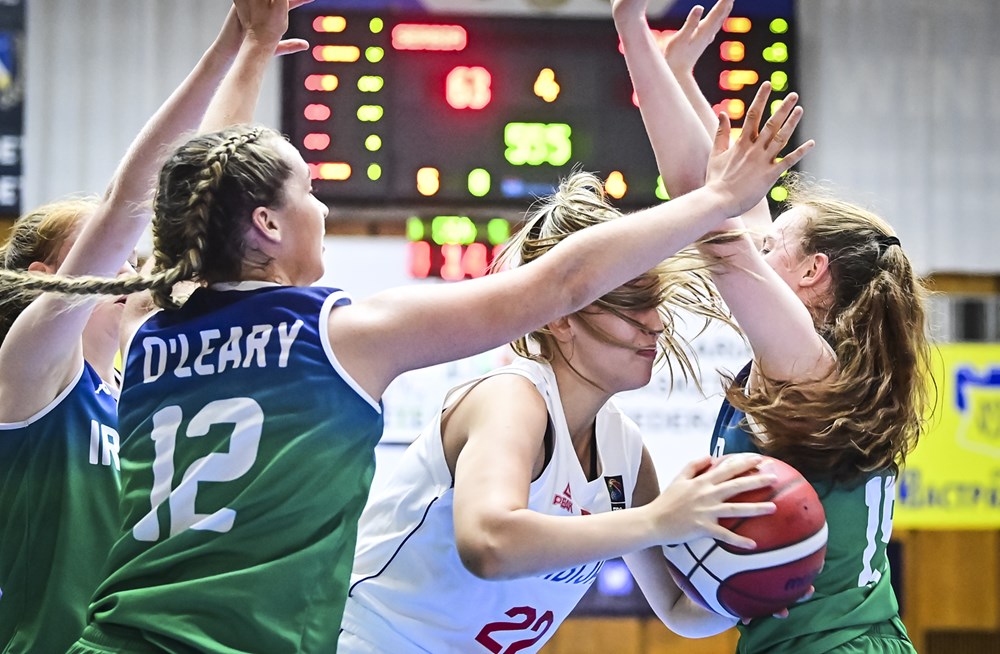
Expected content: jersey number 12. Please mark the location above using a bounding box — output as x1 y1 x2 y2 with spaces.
132 397 263 542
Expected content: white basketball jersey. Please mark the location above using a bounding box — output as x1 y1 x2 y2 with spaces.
341 358 644 654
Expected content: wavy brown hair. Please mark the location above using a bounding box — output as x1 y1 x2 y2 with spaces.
0 125 294 312
726 176 934 484
492 171 732 391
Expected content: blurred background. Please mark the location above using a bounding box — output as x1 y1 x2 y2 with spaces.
4 0 999 651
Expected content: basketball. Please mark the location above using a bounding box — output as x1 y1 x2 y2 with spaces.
663 455 828 621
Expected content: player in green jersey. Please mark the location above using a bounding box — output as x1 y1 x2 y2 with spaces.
613 0 931 652
0 2 309 652
0 5 306 653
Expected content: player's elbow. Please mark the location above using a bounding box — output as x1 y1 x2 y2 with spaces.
456 519 520 580
457 534 509 580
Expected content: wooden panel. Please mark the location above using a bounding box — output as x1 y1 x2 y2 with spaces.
925 630 1000 654
643 620 739 654
541 617 644 654
896 530 1000 653
541 618 738 654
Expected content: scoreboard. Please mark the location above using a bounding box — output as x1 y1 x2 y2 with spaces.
282 1 796 278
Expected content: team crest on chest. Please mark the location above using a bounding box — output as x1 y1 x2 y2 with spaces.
604 475 625 511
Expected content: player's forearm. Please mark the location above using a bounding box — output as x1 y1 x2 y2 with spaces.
614 9 711 199
200 38 275 133
675 70 719 143
663 593 738 638
458 504 664 580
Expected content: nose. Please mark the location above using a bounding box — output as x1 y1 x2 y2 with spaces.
635 307 664 337
118 260 136 277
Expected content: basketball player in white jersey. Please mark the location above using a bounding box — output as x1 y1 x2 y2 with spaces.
341 172 787 654
9 62 810 650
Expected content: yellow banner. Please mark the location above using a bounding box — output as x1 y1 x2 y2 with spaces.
896 343 1000 528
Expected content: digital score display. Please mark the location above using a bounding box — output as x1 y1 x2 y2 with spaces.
282 2 796 211
405 214 509 280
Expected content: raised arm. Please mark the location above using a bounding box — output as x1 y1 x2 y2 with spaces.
0 0 309 421
330 87 812 399
200 0 310 132
612 0 713 198
656 0 773 232
615 0 831 382
662 1 734 142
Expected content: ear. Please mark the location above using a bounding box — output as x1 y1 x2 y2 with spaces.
547 315 574 343
27 260 55 274
249 206 282 245
799 251 830 288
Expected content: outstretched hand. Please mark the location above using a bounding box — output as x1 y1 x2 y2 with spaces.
646 454 778 549
662 0 733 74
218 0 314 58
705 82 814 217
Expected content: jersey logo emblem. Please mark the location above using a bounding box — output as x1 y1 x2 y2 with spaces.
604 475 626 511
553 483 591 515
553 483 574 513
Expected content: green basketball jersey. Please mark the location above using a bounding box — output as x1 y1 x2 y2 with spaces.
80 286 383 653
712 368 912 654
0 363 121 653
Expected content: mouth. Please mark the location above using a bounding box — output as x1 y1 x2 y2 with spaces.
114 296 128 306
636 348 657 360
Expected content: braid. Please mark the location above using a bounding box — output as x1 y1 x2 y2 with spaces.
150 126 270 309
0 267 173 317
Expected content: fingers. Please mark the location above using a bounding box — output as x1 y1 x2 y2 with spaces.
717 500 776 519
700 452 761 483
288 0 315 8
741 83 813 170
275 38 309 56
702 0 734 35
677 454 714 480
759 91 800 151
715 472 779 499
711 526 757 550
713 112 732 156
680 5 705 35
774 139 815 174
741 81 772 141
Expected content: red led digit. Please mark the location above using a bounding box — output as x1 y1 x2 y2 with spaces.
408 241 432 279
440 244 465 281
462 243 488 278
446 66 491 110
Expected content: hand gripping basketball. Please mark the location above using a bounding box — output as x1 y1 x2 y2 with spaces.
663 455 828 620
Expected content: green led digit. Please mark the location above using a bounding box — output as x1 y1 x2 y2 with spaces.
504 122 572 166
505 123 545 165
544 123 572 166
